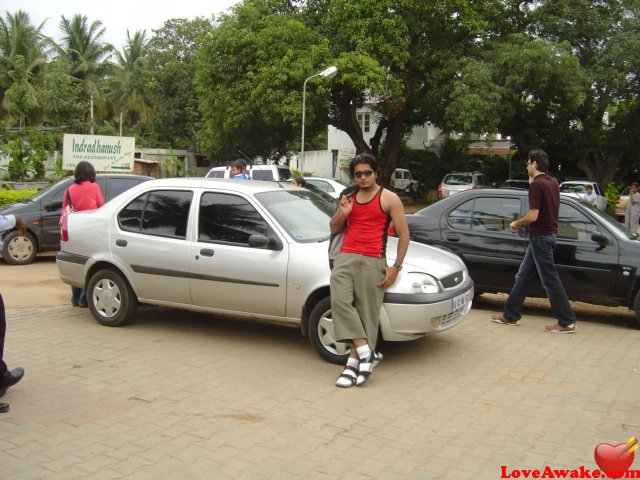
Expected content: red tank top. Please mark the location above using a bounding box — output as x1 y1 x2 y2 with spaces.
341 187 390 258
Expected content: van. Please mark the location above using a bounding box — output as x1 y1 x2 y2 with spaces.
205 164 292 182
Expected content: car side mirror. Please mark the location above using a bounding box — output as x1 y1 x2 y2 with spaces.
591 231 609 245
248 234 283 250
45 201 62 212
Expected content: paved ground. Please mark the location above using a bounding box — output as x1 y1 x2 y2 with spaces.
1 259 640 479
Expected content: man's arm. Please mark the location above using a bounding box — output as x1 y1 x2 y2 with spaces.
379 190 409 288
330 195 352 234
510 209 539 233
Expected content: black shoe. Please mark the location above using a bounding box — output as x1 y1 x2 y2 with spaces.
0 402 8 413
1 367 24 390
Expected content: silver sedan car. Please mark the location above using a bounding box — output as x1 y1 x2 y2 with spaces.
57 178 473 364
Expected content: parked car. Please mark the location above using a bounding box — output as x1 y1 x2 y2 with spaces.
404 188 640 324
57 178 473 364
500 179 530 190
0 174 152 265
559 180 607 211
390 168 424 201
206 164 292 181
437 172 490 199
303 177 348 200
615 186 630 222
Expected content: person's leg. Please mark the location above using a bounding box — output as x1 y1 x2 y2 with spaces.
331 254 366 388
531 235 576 328
502 243 538 321
0 294 7 377
71 286 82 307
352 256 386 385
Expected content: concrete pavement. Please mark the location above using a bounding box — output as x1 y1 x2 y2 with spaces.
1 273 640 478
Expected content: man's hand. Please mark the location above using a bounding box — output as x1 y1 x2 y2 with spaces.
378 266 400 288
14 215 26 236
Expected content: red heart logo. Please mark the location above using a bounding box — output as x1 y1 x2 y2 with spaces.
594 443 635 478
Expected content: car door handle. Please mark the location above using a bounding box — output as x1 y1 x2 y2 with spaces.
200 248 214 257
115 239 127 247
446 234 460 242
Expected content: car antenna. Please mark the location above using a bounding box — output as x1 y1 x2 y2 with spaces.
237 150 253 168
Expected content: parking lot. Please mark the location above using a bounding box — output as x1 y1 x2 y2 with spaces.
2 257 640 479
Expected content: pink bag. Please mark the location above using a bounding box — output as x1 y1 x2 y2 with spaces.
59 188 75 241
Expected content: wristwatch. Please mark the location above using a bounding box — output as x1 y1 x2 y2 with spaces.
392 263 403 271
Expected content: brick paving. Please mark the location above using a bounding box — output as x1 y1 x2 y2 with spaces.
1 271 640 478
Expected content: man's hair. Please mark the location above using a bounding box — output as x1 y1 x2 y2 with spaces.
349 152 379 178
632 182 639 188
74 161 97 183
528 149 549 173
231 159 247 171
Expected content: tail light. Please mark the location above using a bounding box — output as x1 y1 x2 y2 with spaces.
437 183 442 198
472 185 478 189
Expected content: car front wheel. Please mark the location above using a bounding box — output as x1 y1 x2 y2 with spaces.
87 269 137 327
2 231 37 265
308 297 351 365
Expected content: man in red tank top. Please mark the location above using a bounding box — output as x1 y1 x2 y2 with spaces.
329 153 409 388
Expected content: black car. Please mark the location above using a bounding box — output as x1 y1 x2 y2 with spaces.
0 174 152 265
406 188 640 323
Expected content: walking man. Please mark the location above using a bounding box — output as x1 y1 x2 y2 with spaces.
491 148 576 333
1 213 27 412
330 153 410 387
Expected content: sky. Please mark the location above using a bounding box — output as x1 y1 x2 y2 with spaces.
2 0 240 49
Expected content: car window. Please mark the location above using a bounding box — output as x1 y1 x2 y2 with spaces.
198 192 276 246
277 168 292 181
445 174 471 185
108 177 146 199
252 170 274 181
472 197 521 232
448 197 521 232
560 184 587 194
307 180 330 193
558 203 598 241
118 190 193 239
257 190 332 242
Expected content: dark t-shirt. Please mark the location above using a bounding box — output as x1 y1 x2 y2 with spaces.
528 174 559 237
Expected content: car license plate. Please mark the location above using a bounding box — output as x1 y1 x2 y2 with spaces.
452 288 473 310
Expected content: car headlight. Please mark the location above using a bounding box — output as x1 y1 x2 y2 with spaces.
398 272 442 294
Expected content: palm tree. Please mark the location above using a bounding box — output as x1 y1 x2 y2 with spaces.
54 14 114 127
0 10 49 129
107 30 153 134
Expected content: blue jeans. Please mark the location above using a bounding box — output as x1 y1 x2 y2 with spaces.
504 234 576 326
71 287 86 307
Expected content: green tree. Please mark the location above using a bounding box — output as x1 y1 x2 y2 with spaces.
0 10 49 129
107 30 152 136
54 14 114 130
145 17 214 150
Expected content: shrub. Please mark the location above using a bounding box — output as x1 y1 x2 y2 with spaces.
0 189 38 207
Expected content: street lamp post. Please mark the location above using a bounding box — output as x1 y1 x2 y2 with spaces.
301 65 337 174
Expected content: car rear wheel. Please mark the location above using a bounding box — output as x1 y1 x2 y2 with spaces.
308 297 351 365
2 231 37 265
87 269 137 327
633 290 640 326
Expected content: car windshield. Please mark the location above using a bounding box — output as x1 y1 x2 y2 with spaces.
445 174 473 185
583 203 640 240
560 184 587 194
256 190 333 242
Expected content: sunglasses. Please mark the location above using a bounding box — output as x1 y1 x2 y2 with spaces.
354 170 374 179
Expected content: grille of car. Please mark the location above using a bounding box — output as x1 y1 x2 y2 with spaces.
440 271 465 289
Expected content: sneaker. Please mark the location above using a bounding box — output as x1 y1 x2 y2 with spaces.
490 314 519 326
544 323 576 334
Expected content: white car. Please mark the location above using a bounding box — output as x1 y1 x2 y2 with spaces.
303 177 348 199
206 164 292 181
57 178 473 364
559 180 608 211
